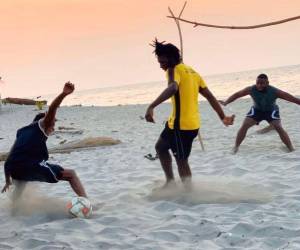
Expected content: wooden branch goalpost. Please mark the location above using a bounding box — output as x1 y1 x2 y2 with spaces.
167 2 300 151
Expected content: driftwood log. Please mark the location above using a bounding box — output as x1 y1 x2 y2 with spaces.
0 137 121 162
3 97 47 106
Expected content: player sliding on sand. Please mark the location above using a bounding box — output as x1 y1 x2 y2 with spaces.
145 39 234 187
2 82 87 198
220 73 300 153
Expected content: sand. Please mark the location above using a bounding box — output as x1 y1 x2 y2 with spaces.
1 98 300 249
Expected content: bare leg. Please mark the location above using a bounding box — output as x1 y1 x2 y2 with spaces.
234 117 257 153
11 180 27 201
175 158 191 182
155 137 174 183
175 158 192 190
256 124 274 134
10 180 27 215
59 169 87 197
270 120 294 152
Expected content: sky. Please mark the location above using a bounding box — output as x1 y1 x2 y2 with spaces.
0 0 299 97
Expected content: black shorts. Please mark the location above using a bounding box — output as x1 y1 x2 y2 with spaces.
9 160 64 183
160 123 199 159
246 106 280 123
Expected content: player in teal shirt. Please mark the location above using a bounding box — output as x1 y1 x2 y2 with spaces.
220 74 300 153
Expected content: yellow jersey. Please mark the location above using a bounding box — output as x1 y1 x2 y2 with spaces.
167 63 207 130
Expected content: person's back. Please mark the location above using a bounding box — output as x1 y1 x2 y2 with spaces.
168 63 205 130
5 121 48 166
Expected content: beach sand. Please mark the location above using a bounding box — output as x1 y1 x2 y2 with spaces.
1 98 300 249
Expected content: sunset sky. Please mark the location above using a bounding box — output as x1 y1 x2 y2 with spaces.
0 0 300 97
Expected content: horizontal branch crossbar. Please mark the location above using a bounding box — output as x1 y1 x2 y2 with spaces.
167 15 300 29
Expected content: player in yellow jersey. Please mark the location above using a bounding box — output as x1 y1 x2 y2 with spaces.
145 39 235 187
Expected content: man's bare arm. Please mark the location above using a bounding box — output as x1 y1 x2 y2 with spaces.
41 82 74 132
277 89 300 105
1 164 12 193
200 87 225 120
220 86 251 106
145 68 178 123
200 87 235 126
150 68 178 108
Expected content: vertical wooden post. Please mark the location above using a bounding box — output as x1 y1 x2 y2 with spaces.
168 2 205 151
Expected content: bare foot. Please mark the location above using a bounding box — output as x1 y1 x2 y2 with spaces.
182 178 193 191
161 180 176 190
232 146 239 154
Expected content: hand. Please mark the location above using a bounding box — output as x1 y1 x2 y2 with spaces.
218 100 227 106
145 106 155 123
63 81 75 95
222 115 235 126
1 179 12 193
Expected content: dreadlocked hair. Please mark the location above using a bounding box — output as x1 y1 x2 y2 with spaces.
150 38 181 67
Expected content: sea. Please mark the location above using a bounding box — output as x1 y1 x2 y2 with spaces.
42 64 300 106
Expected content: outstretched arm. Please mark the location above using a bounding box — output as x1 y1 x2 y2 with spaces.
220 87 251 106
41 82 74 133
2 164 12 193
277 89 300 105
145 68 178 123
200 87 235 126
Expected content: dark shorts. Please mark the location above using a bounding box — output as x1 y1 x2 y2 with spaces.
9 160 64 183
160 123 199 159
246 106 280 123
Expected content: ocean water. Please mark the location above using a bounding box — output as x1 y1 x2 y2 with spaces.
43 64 300 106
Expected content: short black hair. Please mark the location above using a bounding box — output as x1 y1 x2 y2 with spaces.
151 38 181 67
33 112 46 122
257 73 268 80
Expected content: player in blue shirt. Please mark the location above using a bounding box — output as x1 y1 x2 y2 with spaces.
2 82 87 198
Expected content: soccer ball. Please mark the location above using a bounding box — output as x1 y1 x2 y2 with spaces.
66 197 93 218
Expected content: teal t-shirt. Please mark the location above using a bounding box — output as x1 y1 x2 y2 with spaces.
250 85 278 111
